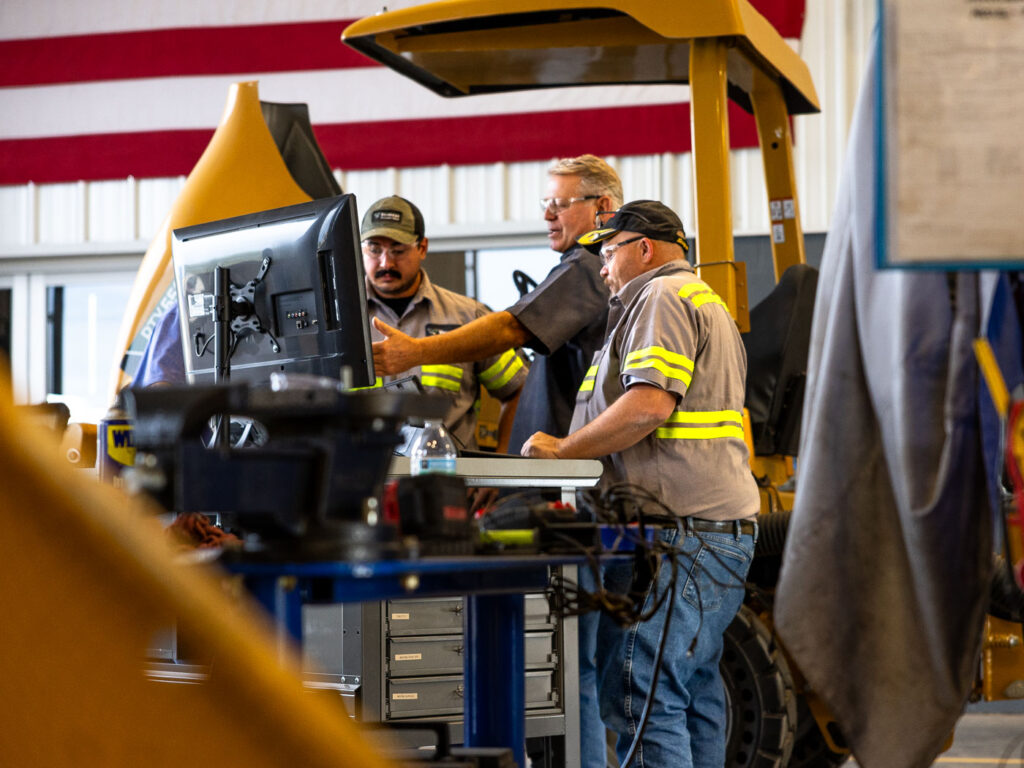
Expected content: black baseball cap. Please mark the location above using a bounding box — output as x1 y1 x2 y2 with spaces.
578 200 689 253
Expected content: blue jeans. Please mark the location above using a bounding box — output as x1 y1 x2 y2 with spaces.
597 526 755 768
577 565 606 768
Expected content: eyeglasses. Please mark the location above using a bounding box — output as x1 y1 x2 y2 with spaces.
597 209 656 224
362 240 418 259
539 195 600 213
599 235 646 266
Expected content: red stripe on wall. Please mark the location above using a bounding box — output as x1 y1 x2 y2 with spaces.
0 20 372 88
0 102 760 185
0 4 804 88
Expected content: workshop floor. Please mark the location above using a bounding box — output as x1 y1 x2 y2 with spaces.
845 700 1024 767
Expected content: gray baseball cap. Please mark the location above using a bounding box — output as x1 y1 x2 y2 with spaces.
360 196 425 244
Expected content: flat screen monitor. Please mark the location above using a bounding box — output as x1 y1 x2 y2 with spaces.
171 194 374 388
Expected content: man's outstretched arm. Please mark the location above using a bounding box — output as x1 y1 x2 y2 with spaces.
372 311 532 376
521 384 676 459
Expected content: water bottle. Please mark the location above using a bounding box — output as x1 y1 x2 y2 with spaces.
409 420 457 476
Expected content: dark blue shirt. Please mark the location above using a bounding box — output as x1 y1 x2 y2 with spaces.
505 245 610 454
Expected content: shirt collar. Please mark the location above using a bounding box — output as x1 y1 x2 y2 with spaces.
612 259 694 307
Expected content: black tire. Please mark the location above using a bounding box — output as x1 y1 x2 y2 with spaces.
721 604 797 768
787 695 849 767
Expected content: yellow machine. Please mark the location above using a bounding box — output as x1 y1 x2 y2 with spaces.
343 1 1024 765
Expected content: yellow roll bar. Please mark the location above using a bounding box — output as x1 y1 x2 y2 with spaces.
343 0 820 331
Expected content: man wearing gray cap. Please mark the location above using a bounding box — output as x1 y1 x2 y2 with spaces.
524 200 760 768
361 195 528 452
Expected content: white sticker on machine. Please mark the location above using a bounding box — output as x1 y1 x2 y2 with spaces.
393 693 419 700
394 653 422 661
772 223 786 243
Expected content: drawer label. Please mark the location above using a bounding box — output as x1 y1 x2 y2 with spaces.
390 613 410 620
392 692 419 700
394 653 422 661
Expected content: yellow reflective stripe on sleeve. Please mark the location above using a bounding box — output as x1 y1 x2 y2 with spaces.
625 346 694 371
655 425 746 440
351 377 384 391
478 350 524 391
422 364 463 378
421 375 461 392
656 410 744 440
421 364 462 393
678 282 730 312
622 347 694 385
691 293 729 310
578 364 598 393
624 357 693 385
485 355 524 391
664 410 743 425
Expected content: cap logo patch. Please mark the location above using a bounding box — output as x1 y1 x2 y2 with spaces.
373 210 403 223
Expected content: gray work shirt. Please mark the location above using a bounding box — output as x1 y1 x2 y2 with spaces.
571 260 760 521
506 245 610 454
367 271 528 450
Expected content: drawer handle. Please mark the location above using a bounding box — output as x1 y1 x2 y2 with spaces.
453 645 464 656
448 604 463 615
455 684 464 699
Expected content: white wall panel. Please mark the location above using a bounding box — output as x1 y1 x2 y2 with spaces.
0 184 32 247
136 177 184 241
400 164 452 226
86 178 136 242
341 168 399 217
505 161 550 223
36 182 85 244
452 163 506 226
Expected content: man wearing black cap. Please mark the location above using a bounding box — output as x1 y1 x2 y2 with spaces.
360 195 528 452
523 201 760 768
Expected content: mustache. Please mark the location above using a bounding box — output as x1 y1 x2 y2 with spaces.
374 269 402 280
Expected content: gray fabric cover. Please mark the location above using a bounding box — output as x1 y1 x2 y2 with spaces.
774 31 993 768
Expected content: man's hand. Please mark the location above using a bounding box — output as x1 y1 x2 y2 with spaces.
371 317 422 376
521 431 563 459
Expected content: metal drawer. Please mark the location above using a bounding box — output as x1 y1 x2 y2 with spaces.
386 670 558 719
387 594 552 637
524 594 555 629
388 632 556 677
386 598 463 636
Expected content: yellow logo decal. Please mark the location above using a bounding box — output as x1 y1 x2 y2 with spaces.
106 425 135 466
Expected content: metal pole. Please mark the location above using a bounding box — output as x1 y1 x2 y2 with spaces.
465 593 526 767
213 265 230 449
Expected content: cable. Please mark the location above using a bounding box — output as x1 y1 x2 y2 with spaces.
620 517 682 768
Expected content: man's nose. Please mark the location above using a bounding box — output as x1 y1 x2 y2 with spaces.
543 206 557 221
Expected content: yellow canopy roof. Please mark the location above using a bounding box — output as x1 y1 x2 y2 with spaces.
342 0 819 115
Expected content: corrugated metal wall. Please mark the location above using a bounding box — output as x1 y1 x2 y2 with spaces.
0 1 877 260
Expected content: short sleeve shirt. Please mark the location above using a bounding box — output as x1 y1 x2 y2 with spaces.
571 260 760 521
367 271 529 450
134 302 187 386
505 245 609 453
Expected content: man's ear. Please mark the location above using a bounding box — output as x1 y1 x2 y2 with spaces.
417 236 429 255
641 237 655 263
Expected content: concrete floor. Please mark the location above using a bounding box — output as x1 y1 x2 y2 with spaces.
847 700 1024 767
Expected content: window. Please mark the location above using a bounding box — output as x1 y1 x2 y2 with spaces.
470 247 557 311
46 279 134 422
